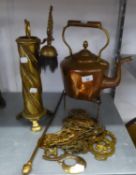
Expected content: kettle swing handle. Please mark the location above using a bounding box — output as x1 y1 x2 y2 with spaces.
62 20 110 58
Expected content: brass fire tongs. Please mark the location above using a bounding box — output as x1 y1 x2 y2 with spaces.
22 91 64 175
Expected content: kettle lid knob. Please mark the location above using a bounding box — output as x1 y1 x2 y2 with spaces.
83 41 88 49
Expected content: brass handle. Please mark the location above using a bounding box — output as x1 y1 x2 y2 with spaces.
67 20 102 28
62 20 110 58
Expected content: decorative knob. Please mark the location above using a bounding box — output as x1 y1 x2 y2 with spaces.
24 19 31 38
83 41 88 49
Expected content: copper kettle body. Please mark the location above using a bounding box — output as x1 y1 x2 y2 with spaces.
61 20 131 101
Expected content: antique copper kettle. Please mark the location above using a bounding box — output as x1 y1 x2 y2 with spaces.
61 20 131 101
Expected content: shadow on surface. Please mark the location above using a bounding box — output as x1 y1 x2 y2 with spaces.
0 92 124 127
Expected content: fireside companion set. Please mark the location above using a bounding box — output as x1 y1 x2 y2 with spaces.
15 6 131 175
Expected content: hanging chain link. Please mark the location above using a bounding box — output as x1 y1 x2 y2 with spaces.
40 109 116 162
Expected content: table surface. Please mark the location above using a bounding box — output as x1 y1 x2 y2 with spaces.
0 93 136 175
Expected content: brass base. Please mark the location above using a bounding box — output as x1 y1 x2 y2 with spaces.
17 110 47 132
32 120 42 132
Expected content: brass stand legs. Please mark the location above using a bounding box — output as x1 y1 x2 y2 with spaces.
63 91 67 110
95 98 101 122
63 93 102 122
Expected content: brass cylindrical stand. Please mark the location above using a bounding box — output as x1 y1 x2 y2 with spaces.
16 35 46 132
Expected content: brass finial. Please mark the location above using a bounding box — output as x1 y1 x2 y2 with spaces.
47 5 53 45
22 161 32 175
83 41 88 49
24 19 31 38
39 5 58 71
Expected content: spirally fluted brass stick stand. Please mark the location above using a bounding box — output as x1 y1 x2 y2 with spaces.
16 20 46 132
16 6 58 131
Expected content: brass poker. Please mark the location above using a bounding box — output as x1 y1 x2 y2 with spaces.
22 91 64 175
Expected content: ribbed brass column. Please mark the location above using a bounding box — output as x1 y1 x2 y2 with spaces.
16 20 46 132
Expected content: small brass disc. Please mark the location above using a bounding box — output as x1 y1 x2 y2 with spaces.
58 154 86 174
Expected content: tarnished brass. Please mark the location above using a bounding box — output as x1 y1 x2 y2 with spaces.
61 20 131 101
58 154 86 174
16 6 58 131
89 130 116 160
40 6 58 71
16 20 46 132
22 161 32 175
40 109 116 174
22 92 64 175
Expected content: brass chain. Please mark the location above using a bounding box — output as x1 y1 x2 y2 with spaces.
40 109 116 162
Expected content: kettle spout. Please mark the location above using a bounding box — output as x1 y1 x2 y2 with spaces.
101 57 132 89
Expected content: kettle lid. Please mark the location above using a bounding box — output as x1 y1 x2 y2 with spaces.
72 41 99 62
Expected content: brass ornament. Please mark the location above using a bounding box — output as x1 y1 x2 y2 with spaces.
58 154 86 174
22 161 32 175
40 109 116 174
25 19 31 37
16 19 46 132
16 6 58 131
89 130 116 160
40 5 58 71
61 20 132 102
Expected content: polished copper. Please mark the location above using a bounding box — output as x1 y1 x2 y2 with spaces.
61 20 131 101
